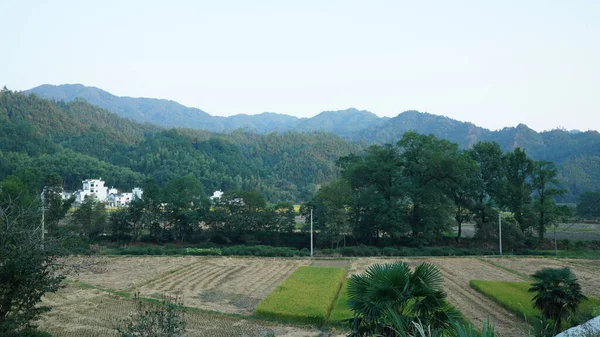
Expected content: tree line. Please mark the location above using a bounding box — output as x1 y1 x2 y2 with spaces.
303 132 574 249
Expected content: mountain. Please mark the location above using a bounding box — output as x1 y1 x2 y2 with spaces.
26 84 387 134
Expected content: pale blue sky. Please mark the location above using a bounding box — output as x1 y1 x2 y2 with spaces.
2 0 599 131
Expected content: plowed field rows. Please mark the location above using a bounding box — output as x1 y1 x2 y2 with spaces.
139 257 310 314
66 256 199 290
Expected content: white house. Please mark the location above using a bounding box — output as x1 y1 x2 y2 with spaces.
209 190 224 203
107 192 133 207
74 179 108 203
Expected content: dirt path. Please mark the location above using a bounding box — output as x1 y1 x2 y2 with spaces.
422 258 529 337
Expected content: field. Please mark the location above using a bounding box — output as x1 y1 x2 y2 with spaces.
470 280 600 328
38 284 322 337
39 255 600 337
256 266 345 324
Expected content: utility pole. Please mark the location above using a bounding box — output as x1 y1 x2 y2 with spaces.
498 211 502 255
310 208 313 257
41 205 45 250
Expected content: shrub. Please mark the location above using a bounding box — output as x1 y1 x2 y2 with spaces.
117 293 186 337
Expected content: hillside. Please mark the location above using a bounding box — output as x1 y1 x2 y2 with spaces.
16 85 600 202
26 84 387 134
0 88 362 202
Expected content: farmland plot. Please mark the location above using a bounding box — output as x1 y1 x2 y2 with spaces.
38 284 325 337
423 258 529 337
139 257 310 314
65 256 199 291
482 257 600 298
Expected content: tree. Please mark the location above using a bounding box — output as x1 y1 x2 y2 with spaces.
529 267 586 333
468 142 504 242
311 179 353 248
41 173 74 233
501 148 534 232
444 151 481 242
347 262 460 337
71 196 107 239
0 179 64 336
531 161 565 241
162 175 208 243
339 144 404 245
397 132 458 240
576 191 600 218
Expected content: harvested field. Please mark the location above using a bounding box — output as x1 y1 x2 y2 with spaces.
139 257 310 314
423 258 529 337
38 284 324 337
44 255 600 337
65 256 199 291
481 257 600 298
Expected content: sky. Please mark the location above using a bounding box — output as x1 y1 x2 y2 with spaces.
1 0 599 132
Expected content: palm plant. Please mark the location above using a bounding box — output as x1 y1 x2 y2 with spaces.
347 262 460 337
529 267 586 333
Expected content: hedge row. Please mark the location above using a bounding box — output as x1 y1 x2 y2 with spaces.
82 244 586 258
103 245 311 257
321 246 498 257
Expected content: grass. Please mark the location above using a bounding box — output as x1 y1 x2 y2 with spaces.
255 266 345 325
328 279 352 324
470 280 600 327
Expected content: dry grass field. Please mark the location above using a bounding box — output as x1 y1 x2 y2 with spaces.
40 255 600 337
37 284 323 337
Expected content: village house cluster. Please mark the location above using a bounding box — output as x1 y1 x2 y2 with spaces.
66 178 143 207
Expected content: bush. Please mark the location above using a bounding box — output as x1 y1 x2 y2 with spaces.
255 266 345 325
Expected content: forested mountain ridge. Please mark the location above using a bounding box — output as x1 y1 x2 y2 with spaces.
26 84 388 134
0 88 362 202
14 85 600 202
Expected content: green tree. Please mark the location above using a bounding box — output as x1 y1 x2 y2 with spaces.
397 132 458 239
339 144 405 245
162 175 208 242
501 148 534 232
468 142 504 242
72 196 107 239
0 180 64 336
576 191 600 218
531 161 565 241
41 173 74 233
347 262 460 337
444 151 481 242
311 179 353 248
529 267 586 333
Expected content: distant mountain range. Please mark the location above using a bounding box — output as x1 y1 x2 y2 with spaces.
24 84 600 202
26 84 388 136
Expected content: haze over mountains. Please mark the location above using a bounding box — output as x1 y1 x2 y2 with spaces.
16 84 600 202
